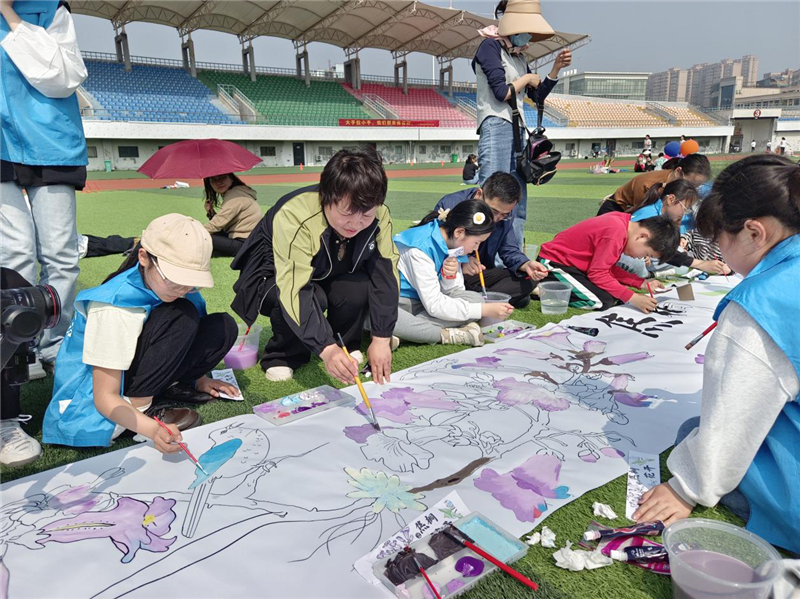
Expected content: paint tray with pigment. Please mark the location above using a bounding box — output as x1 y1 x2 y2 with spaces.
373 512 528 598
253 385 355 426
481 319 535 343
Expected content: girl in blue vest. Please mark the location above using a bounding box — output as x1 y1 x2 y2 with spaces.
617 179 730 278
634 154 800 555
392 200 514 347
43 214 240 455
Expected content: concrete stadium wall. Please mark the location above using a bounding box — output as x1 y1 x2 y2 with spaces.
82 120 734 171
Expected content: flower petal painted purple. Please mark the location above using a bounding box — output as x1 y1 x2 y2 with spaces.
519 326 577 350
600 447 625 458
474 454 570 522
493 378 570 411
357 395 415 424
612 390 654 408
38 496 177 563
344 424 379 444
695 354 705 365
381 387 457 410
582 340 607 354
605 352 653 365
360 428 433 473
50 485 101 516
578 449 599 463
452 356 502 370
493 347 550 360
610 374 634 391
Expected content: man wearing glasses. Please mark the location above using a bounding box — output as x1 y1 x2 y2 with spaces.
434 172 548 308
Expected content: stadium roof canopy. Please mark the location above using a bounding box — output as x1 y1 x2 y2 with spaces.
71 0 590 65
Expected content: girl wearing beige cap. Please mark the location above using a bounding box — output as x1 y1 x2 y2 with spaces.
43 214 240 454
473 0 571 246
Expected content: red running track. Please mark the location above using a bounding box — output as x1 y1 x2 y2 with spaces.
84 155 737 192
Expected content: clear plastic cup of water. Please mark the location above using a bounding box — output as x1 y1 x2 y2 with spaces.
663 519 782 599
538 282 572 314
524 244 540 261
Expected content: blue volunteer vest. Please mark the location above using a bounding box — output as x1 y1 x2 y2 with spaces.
714 233 800 553
394 221 468 300
42 266 206 447
1 1 87 166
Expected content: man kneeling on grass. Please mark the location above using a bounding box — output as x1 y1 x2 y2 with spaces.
230 147 399 385
434 172 548 308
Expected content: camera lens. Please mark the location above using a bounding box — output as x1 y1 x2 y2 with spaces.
1 285 61 334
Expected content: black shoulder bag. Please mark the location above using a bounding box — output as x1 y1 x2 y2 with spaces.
507 84 561 186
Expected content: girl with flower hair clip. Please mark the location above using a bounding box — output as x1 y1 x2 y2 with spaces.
389 200 514 347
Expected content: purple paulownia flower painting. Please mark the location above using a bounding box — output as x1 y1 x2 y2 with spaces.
474 454 570 522
492 377 570 411
37 496 178 563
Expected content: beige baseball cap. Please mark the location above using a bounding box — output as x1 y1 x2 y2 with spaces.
497 0 555 41
140 214 214 288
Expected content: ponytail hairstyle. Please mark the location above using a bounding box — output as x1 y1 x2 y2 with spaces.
415 200 495 239
629 179 698 213
494 0 508 19
696 154 800 241
204 173 246 210
103 242 144 284
661 153 711 179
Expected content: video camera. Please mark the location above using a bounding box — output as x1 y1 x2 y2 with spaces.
1 268 61 384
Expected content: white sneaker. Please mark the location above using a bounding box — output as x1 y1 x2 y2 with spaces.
28 357 46 381
441 322 484 347
0 416 42 468
265 366 293 382
391 336 400 351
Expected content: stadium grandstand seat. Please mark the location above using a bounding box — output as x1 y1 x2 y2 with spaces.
653 105 718 127
450 91 562 128
544 96 668 128
349 83 475 128
83 60 242 124
197 71 372 126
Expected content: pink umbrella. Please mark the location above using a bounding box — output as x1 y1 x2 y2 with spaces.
137 139 261 180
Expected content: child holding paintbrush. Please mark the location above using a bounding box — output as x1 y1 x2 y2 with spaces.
391 200 513 347
635 155 800 555
43 215 240 455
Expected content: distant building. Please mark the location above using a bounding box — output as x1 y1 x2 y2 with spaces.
648 55 761 108
757 69 796 88
552 71 650 101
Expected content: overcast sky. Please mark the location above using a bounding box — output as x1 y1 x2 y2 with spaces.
72 1 800 82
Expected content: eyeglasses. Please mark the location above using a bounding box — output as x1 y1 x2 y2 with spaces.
490 207 514 221
152 259 198 295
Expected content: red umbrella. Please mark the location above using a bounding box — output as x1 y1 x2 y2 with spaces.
137 139 261 180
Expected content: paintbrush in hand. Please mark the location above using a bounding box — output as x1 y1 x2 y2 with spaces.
153 416 209 475
337 333 380 431
474 250 488 298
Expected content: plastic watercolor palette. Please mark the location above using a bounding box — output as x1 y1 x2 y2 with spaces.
481 320 536 343
253 385 355 426
373 512 528 598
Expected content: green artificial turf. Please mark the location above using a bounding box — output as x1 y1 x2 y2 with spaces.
2 164 745 598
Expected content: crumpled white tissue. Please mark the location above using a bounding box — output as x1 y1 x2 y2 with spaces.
553 541 614 572
540 526 557 548
592 501 618 520
526 532 541 546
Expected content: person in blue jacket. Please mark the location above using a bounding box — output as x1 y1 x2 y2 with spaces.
0 0 87 373
43 214 240 458
634 154 800 555
434 172 548 308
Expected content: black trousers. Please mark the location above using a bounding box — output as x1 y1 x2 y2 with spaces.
85 233 243 258
123 299 238 397
540 262 618 311
464 267 534 309
596 199 625 216
259 271 370 371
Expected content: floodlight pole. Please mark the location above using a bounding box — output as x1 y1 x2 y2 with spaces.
181 33 197 79
241 41 256 82
294 41 311 88
113 25 132 72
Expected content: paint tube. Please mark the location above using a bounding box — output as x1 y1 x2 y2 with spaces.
610 545 667 563
582 521 664 542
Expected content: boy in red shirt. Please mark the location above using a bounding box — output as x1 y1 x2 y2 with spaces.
538 213 679 313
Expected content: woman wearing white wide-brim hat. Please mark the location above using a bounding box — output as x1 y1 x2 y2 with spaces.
470 0 571 250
